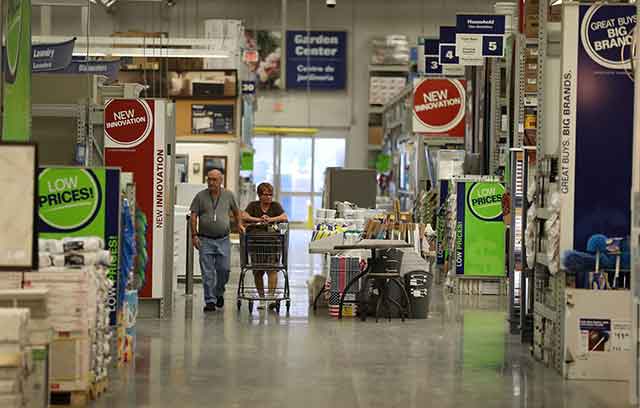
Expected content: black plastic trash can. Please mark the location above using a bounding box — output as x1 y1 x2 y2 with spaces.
404 270 433 319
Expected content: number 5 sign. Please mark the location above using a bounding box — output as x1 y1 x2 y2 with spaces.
455 14 506 59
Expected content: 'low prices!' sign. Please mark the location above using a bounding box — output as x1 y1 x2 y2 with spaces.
412 78 466 139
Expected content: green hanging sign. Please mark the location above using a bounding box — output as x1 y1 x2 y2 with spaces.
2 0 32 141
455 181 505 277
240 150 254 171
376 154 391 173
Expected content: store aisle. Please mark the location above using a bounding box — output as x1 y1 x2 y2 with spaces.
96 231 630 408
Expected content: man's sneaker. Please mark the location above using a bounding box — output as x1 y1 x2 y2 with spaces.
203 303 216 312
216 297 225 308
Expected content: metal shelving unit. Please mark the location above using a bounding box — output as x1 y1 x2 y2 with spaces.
530 0 564 374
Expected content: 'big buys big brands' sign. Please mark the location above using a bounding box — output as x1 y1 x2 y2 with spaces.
105 99 168 300
412 78 466 138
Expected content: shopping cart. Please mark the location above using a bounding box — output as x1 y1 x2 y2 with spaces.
237 223 290 314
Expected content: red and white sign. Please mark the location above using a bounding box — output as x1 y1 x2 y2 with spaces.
104 99 154 148
412 78 466 138
105 99 167 299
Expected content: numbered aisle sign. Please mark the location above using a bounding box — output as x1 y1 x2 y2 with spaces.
423 39 443 75
439 26 459 65
455 14 505 64
439 26 466 76
241 81 256 94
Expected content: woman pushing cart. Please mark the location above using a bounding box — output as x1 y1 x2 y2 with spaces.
238 182 290 314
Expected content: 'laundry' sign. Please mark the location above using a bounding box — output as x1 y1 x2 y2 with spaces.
285 31 347 90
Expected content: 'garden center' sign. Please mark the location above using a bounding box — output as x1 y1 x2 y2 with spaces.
413 78 466 138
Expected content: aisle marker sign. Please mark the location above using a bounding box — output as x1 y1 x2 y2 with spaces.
423 39 442 75
438 27 466 76
412 78 466 138
439 26 459 65
455 14 505 64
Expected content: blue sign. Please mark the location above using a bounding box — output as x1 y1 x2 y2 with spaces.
571 4 635 250
32 38 76 72
456 14 506 35
241 81 256 94
580 4 635 70
559 4 636 284
285 31 347 90
60 59 121 81
439 27 459 65
423 39 442 74
482 36 504 57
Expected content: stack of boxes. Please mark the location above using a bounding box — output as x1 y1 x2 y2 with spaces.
22 237 113 397
369 76 407 106
370 35 410 66
0 289 51 408
0 309 31 408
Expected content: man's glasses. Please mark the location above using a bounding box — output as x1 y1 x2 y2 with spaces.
260 193 273 196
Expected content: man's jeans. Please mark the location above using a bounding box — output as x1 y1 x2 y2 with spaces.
198 236 231 305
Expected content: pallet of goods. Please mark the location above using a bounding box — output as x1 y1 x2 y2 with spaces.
25 237 113 407
0 308 42 408
0 289 51 408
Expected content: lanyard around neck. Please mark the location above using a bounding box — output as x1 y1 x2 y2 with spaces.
210 191 221 213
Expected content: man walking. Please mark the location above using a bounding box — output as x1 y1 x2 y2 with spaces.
190 169 244 312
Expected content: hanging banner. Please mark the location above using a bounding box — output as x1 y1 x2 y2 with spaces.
37 166 121 325
455 181 506 276
412 78 466 138
31 38 75 72
455 14 505 64
104 99 168 300
559 4 635 274
2 0 31 141
285 31 347 90
422 38 443 75
59 59 122 81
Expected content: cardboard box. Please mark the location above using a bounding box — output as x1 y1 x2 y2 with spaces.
368 127 383 146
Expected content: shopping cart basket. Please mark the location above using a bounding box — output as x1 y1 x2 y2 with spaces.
237 223 290 314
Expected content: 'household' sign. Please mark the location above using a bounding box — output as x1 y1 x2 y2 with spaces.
286 31 347 90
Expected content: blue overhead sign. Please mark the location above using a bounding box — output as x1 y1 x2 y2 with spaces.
439 26 459 65
32 38 76 72
455 14 506 60
423 39 442 75
456 14 506 35
285 30 347 90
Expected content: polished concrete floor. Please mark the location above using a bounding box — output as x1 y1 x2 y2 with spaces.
95 231 631 408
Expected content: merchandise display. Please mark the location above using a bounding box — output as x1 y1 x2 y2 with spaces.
4 0 640 405
0 309 32 408
370 35 410 65
23 237 113 396
369 76 407 106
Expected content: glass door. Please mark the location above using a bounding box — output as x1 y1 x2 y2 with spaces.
279 137 313 222
251 134 346 224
